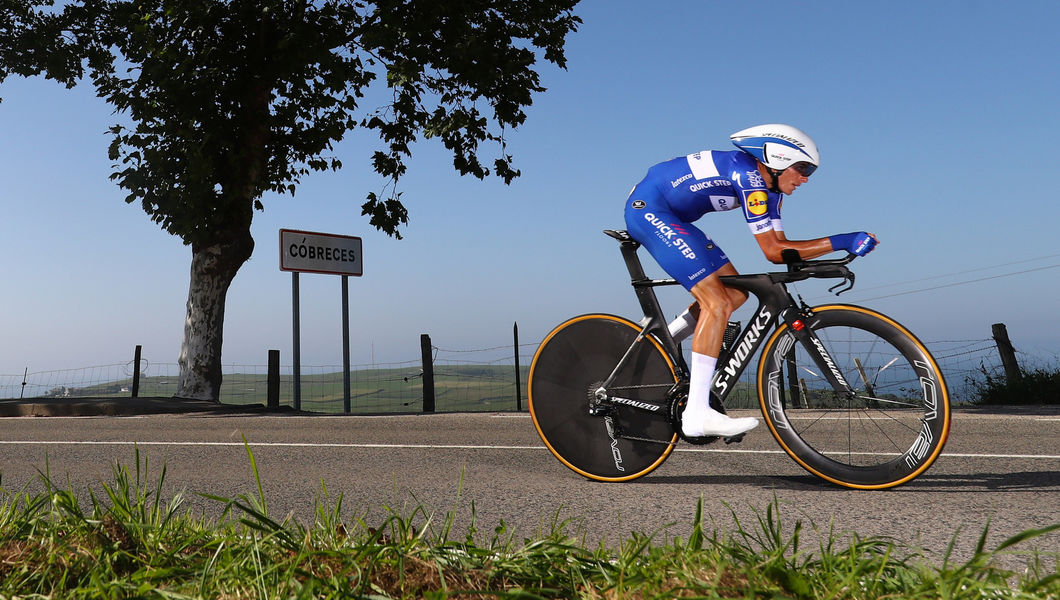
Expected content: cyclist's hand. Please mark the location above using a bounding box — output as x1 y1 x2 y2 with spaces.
829 232 878 256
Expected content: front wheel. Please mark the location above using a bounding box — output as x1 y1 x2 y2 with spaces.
757 305 950 489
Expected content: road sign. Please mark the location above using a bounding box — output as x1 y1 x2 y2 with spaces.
279 228 363 412
279 229 362 276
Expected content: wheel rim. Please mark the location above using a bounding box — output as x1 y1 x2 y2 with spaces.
759 306 950 489
529 314 679 481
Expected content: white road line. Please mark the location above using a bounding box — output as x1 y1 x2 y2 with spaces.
0 440 1057 460
941 452 1060 459
0 440 543 450
11 413 1058 421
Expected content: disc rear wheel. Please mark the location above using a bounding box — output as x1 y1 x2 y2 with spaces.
528 314 679 481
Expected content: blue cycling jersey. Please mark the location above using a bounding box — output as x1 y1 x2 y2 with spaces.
624 150 784 290
630 150 783 234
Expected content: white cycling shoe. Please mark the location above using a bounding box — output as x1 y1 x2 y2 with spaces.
681 407 759 438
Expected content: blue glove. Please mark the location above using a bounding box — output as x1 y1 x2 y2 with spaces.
829 232 877 256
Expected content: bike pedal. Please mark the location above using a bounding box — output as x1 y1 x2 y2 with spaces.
723 433 746 444
681 434 720 446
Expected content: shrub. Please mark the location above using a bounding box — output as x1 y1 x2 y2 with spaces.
969 365 1060 405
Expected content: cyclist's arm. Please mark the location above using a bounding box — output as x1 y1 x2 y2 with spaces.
754 229 835 263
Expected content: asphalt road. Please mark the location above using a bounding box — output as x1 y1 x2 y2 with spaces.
0 408 1057 566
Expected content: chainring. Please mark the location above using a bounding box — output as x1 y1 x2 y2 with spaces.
667 382 727 446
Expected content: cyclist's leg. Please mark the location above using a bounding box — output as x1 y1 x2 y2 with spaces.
683 269 758 437
625 205 756 437
624 203 727 289
668 273 748 344
689 266 747 356
668 304 698 343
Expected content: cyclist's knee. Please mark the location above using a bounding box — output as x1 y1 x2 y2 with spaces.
694 293 736 323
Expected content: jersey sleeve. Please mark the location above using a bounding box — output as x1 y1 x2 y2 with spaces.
730 162 782 235
768 198 783 233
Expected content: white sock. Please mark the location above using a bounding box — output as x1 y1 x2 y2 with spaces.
686 352 717 414
682 351 759 438
667 309 697 343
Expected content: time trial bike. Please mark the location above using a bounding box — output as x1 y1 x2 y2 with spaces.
528 229 950 490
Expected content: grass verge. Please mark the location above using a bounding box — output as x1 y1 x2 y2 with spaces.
1 446 1058 599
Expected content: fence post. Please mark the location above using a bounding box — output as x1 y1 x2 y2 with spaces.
421 334 435 413
785 353 802 408
131 345 142 398
514 322 522 411
991 323 1021 381
267 350 280 408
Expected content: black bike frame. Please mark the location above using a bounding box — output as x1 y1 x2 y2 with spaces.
600 230 857 409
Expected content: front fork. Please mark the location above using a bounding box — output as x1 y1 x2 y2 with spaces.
777 306 857 397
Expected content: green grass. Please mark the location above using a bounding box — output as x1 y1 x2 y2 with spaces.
1 447 1058 599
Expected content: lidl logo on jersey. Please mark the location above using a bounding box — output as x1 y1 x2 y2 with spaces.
746 191 768 216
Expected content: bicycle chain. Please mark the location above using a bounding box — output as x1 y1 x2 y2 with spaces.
614 431 676 446
606 383 674 391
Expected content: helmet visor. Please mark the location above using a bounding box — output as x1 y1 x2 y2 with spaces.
790 162 817 177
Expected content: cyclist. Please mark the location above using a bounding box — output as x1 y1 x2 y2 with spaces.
624 124 878 438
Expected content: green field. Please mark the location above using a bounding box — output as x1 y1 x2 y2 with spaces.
29 358 771 414
57 364 533 414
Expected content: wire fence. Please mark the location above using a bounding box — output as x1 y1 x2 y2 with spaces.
0 337 1048 413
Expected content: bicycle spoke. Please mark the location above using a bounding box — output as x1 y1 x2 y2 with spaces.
799 365 821 378
852 408 910 454
759 305 950 489
854 395 923 409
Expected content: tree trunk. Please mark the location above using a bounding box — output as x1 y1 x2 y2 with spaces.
175 230 255 401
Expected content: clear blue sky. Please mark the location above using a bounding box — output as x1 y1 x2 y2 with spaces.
2 0 1059 373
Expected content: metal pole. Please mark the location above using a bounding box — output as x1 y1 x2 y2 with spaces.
513 322 522 411
342 275 351 413
292 272 301 411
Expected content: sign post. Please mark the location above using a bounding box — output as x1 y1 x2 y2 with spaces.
279 229 363 411
341 275 351 412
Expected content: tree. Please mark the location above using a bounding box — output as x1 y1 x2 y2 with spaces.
0 0 581 400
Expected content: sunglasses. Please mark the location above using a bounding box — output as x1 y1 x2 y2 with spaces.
790 162 817 177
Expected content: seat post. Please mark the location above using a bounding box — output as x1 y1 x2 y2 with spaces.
603 230 687 376
618 239 650 282
603 229 653 283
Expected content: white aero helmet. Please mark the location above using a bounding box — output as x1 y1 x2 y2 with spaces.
730 124 820 174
